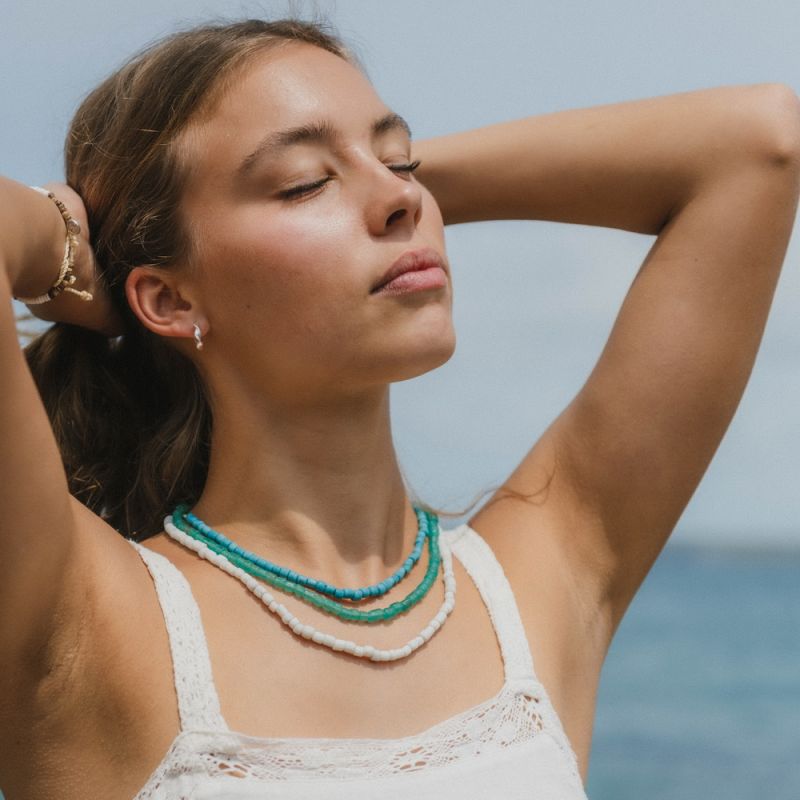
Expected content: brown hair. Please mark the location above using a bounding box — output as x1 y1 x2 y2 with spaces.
21 18 358 540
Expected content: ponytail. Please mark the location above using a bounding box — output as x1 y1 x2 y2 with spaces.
23 320 211 539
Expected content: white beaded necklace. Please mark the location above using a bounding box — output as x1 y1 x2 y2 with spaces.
163 515 457 662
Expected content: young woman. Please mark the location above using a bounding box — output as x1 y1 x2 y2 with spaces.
1 17 798 800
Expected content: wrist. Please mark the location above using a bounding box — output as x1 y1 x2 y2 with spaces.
14 187 93 305
3 184 65 298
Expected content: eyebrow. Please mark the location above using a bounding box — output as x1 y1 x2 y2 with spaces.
237 111 413 177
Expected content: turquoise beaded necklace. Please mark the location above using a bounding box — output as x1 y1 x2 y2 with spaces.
162 512 457 662
175 503 431 601
170 504 442 624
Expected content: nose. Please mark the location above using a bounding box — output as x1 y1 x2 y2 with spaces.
363 162 423 237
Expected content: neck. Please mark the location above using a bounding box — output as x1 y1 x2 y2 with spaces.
190 383 420 588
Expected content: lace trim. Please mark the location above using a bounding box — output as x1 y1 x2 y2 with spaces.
133 678 587 797
129 529 585 797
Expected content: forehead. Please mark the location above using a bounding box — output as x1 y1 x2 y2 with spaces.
179 43 389 176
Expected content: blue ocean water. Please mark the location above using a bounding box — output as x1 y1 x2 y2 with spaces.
2 543 797 799
587 542 800 799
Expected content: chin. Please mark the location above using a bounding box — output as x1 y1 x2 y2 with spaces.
383 326 457 384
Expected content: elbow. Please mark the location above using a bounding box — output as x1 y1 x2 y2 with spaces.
746 83 800 171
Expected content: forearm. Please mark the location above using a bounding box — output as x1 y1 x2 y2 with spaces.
414 83 799 234
0 176 65 297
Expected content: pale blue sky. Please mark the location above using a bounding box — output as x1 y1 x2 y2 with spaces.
4 0 799 546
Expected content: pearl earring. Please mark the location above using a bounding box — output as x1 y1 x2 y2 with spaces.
193 323 204 350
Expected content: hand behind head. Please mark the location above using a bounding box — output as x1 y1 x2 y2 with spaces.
23 182 125 338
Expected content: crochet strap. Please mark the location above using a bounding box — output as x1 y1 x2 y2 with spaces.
446 525 537 682
127 539 228 732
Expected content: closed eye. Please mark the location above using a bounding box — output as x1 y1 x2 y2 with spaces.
278 160 422 201
388 159 422 175
277 177 331 200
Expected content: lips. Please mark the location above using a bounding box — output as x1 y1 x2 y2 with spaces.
371 248 448 293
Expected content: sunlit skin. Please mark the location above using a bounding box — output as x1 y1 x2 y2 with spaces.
3 26 799 792
126 43 456 583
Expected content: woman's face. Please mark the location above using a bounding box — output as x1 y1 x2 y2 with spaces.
176 42 455 401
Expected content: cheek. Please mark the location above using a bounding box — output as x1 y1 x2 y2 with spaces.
199 206 364 341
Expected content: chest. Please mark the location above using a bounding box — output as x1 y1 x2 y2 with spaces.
9 525 592 798
143 541 511 740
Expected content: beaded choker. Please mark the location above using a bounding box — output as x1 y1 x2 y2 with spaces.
163 506 456 662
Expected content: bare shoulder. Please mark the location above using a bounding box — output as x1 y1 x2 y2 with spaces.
24 497 171 707
466 432 608 638
0 499 179 795
8 497 150 690
465 435 611 773
62 499 179 694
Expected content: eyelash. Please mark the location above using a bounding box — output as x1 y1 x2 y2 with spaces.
278 159 422 200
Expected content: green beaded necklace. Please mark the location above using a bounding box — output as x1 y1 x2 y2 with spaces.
171 508 442 623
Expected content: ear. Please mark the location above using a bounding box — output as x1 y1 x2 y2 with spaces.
125 266 208 343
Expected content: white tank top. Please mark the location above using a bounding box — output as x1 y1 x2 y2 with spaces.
126 523 589 799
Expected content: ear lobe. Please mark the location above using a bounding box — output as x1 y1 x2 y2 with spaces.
125 266 200 340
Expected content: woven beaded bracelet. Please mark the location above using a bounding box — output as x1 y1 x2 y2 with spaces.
14 186 93 304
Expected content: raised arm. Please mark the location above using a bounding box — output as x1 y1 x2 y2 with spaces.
413 83 800 743
0 179 115 692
